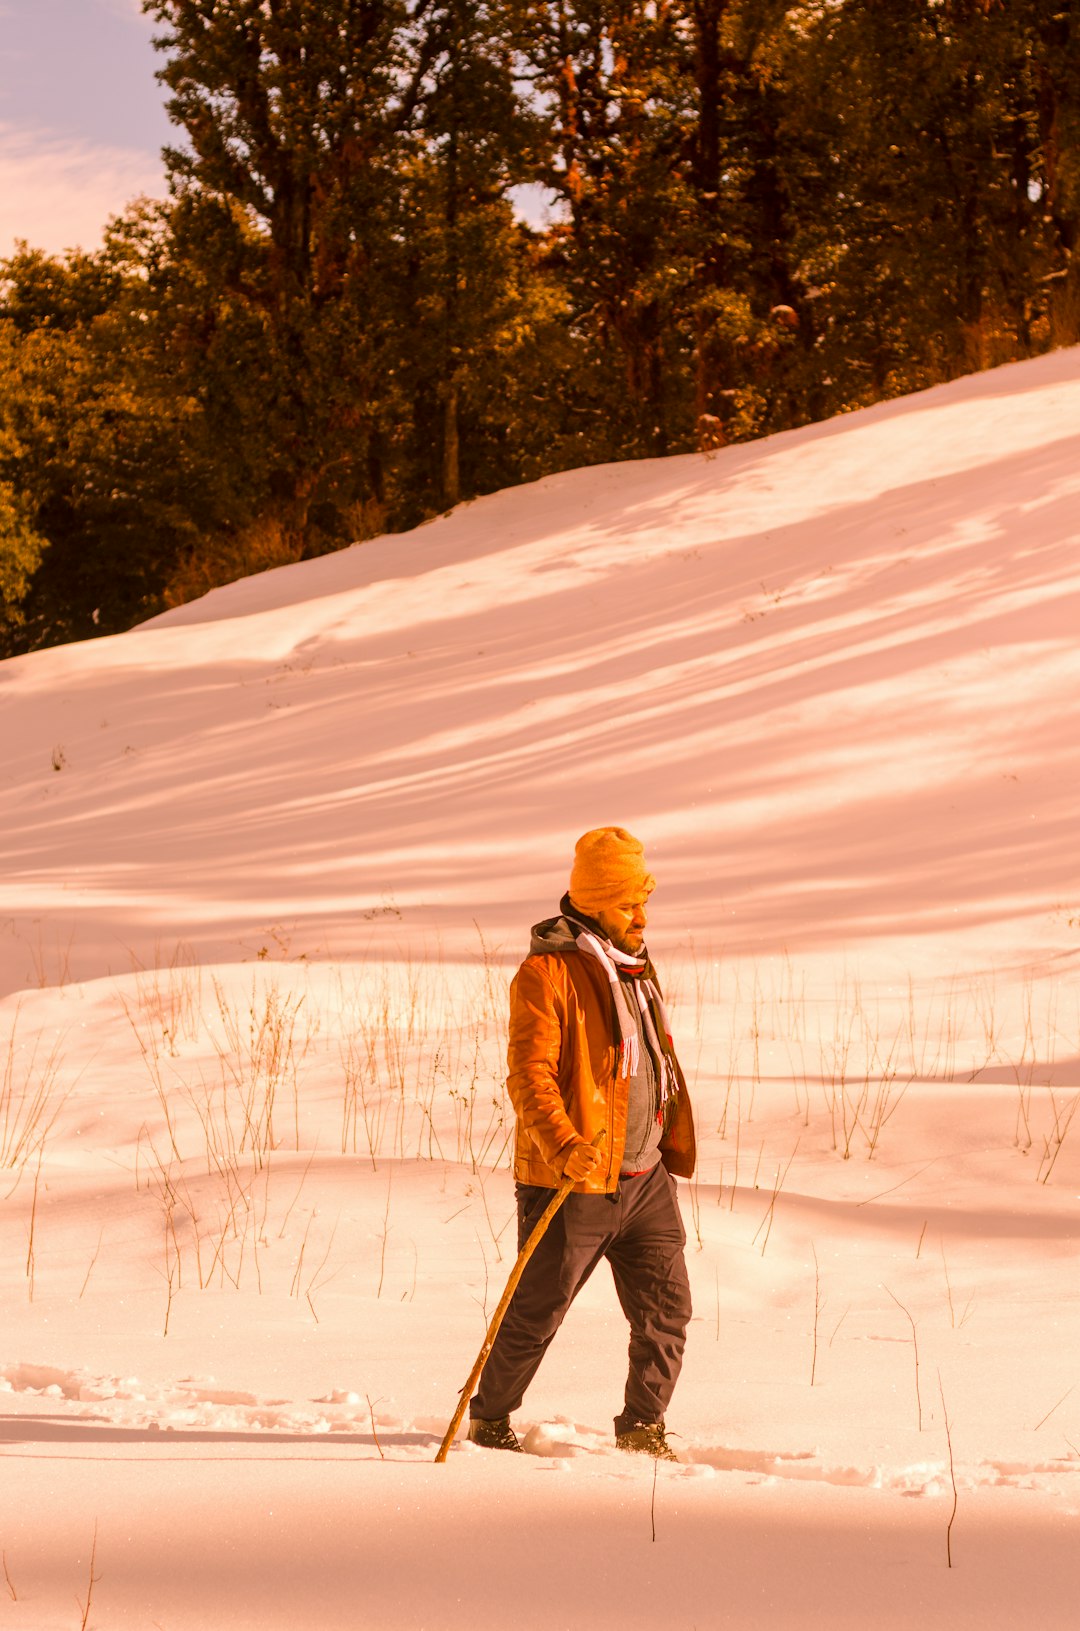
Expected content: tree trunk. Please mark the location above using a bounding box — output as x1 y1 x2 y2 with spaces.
443 382 460 509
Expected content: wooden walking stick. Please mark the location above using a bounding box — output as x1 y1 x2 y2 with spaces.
434 1129 605 1462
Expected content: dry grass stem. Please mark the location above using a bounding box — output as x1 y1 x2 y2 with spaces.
938 1372 958 1569
1 1010 70 1172
828 1306 850 1347
940 1240 956 1327
78 1520 100 1631
278 1147 318 1239
290 1211 316 1299
1037 1090 1080 1185
79 1225 107 1299
752 1141 799 1256
472 1228 490 1324
810 1243 823 1386
24 1143 45 1301
727 1090 742 1212
377 1177 392 1297
858 1162 938 1209
304 1215 341 1322
367 1394 386 1460
1033 1383 1075 1432
885 1286 923 1431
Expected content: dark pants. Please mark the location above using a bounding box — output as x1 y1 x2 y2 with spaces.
471 1163 692 1426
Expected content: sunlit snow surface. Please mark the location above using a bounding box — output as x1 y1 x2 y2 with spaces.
1 350 1079 1627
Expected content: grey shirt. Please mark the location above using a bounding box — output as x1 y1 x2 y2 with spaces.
619 975 663 1175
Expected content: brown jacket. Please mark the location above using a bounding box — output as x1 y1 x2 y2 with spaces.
507 947 696 1194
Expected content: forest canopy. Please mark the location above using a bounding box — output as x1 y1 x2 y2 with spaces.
2 0 1077 654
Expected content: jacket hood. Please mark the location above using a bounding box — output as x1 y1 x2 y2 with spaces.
528 914 580 956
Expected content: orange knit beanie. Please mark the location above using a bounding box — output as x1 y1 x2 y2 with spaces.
568 827 656 915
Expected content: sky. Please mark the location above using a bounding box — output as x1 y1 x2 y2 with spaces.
0 0 172 256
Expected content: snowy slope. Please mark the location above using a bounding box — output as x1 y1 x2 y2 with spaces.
3 346 1080 995
1 350 1079 1630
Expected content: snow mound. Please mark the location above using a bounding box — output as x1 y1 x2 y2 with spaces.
3 348 1080 994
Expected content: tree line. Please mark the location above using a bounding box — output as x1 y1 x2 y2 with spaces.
2 0 1077 655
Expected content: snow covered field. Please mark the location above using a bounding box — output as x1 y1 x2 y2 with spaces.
2 348 1079 1628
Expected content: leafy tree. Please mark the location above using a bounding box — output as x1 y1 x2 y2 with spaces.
685 0 813 439
0 426 47 645
1014 0 1080 347
140 0 555 555
514 3 700 456
0 320 46 642
0 226 236 651
784 0 1080 408
373 0 551 516
514 3 817 452
142 0 414 552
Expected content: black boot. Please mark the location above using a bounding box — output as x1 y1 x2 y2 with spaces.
467 1415 523 1452
614 1417 678 1461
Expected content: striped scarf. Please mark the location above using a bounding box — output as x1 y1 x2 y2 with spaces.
564 915 679 1110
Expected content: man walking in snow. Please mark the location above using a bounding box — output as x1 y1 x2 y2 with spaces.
468 827 696 1458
